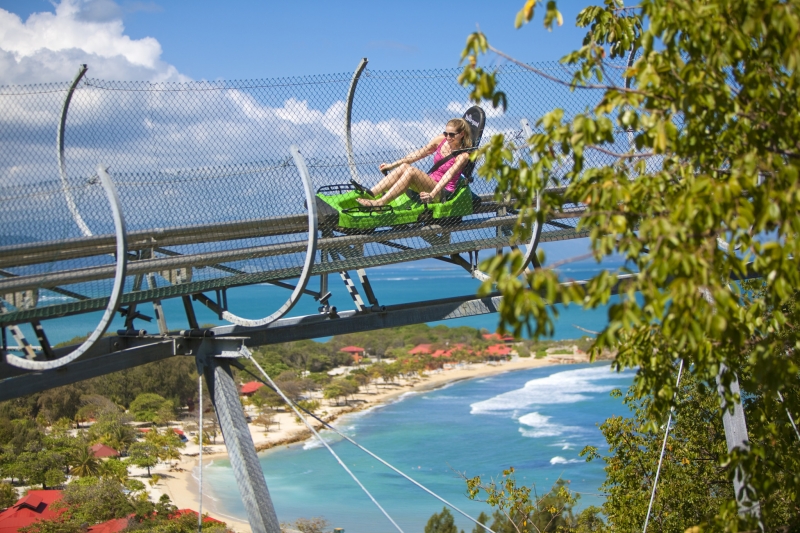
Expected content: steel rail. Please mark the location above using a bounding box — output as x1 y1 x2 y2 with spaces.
5 165 128 370
0 228 597 327
0 210 585 295
220 146 319 327
0 194 581 270
0 214 309 269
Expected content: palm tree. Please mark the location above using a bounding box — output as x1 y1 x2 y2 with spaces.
69 446 100 478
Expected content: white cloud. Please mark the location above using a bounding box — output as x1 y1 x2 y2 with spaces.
447 100 505 118
0 0 187 85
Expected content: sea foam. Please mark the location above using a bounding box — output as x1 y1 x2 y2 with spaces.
470 365 628 414
518 412 583 438
549 456 581 465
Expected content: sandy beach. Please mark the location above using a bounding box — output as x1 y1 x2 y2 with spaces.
143 351 589 532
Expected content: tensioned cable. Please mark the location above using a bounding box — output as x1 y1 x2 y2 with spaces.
643 359 684 533
198 375 204 533
243 352 406 533
777 391 800 442
239 366 496 533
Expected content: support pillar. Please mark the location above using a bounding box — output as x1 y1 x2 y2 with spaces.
196 339 280 533
716 366 762 524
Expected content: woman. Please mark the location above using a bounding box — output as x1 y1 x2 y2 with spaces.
356 118 472 207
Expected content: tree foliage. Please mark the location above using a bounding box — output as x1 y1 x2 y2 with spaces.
425 507 459 533
0 481 17 511
464 467 583 533
459 0 800 528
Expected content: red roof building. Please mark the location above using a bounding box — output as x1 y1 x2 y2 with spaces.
485 344 512 359
89 442 120 458
339 346 365 354
0 490 64 533
240 381 265 395
408 344 433 355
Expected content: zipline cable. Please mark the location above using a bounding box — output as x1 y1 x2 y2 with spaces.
777 391 800 442
198 375 203 533
643 359 684 533
244 351 406 533
240 366 496 533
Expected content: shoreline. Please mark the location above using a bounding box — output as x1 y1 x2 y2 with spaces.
150 353 593 532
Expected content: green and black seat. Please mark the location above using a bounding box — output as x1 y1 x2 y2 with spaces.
315 106 486 231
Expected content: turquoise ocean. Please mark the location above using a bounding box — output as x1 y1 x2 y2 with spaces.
27 249 634 532
200 363 633 533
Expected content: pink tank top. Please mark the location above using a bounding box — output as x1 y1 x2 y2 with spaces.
429 139 461 192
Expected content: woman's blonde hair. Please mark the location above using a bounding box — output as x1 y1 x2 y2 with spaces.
447 118 472 149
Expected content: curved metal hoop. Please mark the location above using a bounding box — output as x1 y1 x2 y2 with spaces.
515 118 543 275
345 58 368 183
58 64 93 237
6 165 128 370
220 146 319 327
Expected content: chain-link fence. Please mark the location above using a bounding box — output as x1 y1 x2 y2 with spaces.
0 61 634 327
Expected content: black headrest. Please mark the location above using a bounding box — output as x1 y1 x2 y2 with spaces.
462 106 485 148
460 106 485 182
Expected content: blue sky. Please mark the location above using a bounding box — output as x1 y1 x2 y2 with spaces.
0 0 597 83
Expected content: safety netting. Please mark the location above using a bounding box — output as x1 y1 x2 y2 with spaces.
0 61 645 325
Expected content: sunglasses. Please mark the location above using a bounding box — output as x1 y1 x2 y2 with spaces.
443 131 461 138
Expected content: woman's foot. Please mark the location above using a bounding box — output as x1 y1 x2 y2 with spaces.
356 198 384 207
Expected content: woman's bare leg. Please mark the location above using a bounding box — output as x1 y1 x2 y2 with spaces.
357 167 438 206
369 163 410 196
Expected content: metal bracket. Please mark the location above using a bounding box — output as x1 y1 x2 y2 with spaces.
340 271 366 312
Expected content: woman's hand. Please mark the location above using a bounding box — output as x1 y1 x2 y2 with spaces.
419 191 433 203
379 162 393 173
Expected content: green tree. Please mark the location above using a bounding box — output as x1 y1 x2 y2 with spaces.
128 441 159 477
0 481 17 511
143 427 186 463
472 511 490 533
129 393 169 423
69 445 101 478
36 385 82 425
323 383 344 406
60 476 134 524
464 468 578 533
98 457 129 483
425 507 458 533
288 517 330 533
14 448 67 489
459 1 800 529
87 411 137 453
154 399 177 426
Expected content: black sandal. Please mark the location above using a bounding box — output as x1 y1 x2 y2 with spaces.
350 179 374 198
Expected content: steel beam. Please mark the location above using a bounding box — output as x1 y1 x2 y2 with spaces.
198 340 280 533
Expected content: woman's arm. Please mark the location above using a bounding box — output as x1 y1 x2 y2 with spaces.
422 152 470 202
380 135 443 172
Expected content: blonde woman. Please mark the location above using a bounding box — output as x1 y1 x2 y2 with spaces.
356 118 473 207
